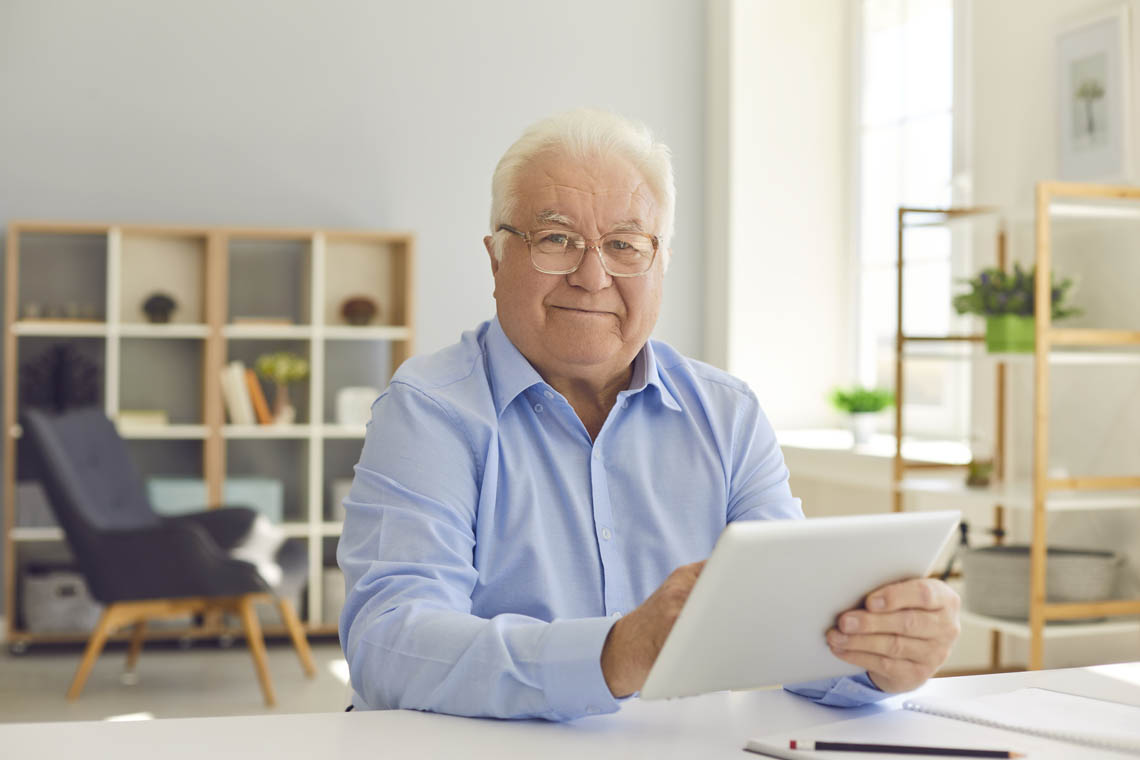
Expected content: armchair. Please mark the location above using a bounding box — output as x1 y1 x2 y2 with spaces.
20 406 316 706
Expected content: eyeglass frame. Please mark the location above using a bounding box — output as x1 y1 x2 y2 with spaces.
496 224 660 278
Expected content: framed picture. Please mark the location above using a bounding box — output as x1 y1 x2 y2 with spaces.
1056 4 1132 181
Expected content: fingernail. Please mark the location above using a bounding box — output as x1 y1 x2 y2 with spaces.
830 632 848 646
842 616 860 633
869 596 885 611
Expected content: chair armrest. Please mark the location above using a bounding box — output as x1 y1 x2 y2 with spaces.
162 507 259 551
89 522 267 602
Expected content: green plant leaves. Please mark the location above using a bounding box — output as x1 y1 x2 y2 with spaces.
830 386 894 413
951 263 1080 320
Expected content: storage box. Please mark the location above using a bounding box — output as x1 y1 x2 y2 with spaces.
147 477 284 522
963 545 1121 620
23 570 103 632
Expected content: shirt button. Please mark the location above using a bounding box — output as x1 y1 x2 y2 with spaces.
544 390 554 400
601 527 612 541
593 449 601 460
534 403 543 413
611 611 623 618
622 400 629 409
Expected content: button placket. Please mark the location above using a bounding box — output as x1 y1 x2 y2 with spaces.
589 438 628 616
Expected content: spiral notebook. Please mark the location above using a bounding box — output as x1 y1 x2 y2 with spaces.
747 688 1140 759
904 688 1140 756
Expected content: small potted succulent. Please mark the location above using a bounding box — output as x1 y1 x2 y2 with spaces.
952 264 1080 352
830 386 894 446
256 351 310 425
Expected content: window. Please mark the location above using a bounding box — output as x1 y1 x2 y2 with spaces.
855 0 970 439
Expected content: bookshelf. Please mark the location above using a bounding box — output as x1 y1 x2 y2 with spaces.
892 186 1140 672
3 222 414 649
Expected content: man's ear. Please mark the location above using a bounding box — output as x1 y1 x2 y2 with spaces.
484 235 500 276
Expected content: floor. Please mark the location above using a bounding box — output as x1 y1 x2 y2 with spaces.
0 633 352 724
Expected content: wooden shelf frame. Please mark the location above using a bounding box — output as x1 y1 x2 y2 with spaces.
3 221 415 648
892 187 1140 674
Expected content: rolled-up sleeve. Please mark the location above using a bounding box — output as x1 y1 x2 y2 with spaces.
337 382 618 720
784 673 888 707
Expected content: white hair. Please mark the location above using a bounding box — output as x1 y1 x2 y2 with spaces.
489 109 675 269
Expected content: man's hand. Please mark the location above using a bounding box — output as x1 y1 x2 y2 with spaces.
600 561 706 697
827 577 961 693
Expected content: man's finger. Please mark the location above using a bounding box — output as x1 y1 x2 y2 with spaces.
827 629 933 662
838 608 947 639
865 577 953 613
827 647 927 694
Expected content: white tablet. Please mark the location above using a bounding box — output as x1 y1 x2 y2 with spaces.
639 510 960 700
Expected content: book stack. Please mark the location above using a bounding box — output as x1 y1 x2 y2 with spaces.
220 361 273 425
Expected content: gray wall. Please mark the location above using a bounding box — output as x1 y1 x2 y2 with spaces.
0 0 707 608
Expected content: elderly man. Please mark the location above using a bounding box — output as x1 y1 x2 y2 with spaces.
338 110 961 720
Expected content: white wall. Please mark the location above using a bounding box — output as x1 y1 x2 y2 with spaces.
0 0 707 609
706 0 854 430
0 0 706 357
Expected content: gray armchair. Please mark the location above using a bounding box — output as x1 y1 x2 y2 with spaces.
20 406 315 705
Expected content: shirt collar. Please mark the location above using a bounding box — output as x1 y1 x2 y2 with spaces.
486 317 546 416
485 316 683 416
630 339 683 412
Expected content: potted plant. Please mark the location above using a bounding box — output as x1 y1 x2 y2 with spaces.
952 264 1080 352
830 386 894 446
255 351 310 425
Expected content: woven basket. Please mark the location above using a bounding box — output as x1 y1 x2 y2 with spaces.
962 545 1120 621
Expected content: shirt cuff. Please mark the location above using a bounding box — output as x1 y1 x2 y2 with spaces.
783 672 889 707
538 616 622 721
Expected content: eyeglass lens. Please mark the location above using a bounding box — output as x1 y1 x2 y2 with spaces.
530 230 654 275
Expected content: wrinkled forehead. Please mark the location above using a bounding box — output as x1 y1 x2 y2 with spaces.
513 150 660 231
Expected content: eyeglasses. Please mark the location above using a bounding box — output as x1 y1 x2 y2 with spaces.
497 224 659 277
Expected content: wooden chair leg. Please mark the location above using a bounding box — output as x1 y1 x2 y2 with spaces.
68 605 123 701
277 597 317 678
237 595 276 707
202 607 223 634
125 620 147 673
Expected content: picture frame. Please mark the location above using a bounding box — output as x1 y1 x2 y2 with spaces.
1056 4 1133 181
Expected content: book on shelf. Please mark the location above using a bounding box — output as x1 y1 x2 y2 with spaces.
220 360 256 425
116 409 169 427
245 369 273 425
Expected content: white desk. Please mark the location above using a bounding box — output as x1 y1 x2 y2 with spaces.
2 664 1138 759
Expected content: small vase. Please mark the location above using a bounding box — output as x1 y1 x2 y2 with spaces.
273 383 296 425
985 315 1035 353
850 413 877 446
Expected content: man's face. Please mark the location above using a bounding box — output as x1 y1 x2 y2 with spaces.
486 150 665 385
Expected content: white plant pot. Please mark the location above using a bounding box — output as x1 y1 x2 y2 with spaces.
850 413 877 446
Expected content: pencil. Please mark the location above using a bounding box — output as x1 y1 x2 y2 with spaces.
787 740 1024 758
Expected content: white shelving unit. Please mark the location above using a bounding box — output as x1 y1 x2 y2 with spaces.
4 221 415 647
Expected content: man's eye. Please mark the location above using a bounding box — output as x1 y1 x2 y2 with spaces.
542 233 569 246
608 239 631 251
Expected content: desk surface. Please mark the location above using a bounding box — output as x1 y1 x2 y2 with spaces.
2 663 1138 759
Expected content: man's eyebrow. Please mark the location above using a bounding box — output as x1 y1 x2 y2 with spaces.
611 219 648 233
535 210 576 227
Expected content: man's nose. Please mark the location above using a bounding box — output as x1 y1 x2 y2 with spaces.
567 245 611 291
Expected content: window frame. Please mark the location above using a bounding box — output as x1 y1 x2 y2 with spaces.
850 0 974 441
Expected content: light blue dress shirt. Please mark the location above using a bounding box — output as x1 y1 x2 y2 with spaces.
338 318 886 720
